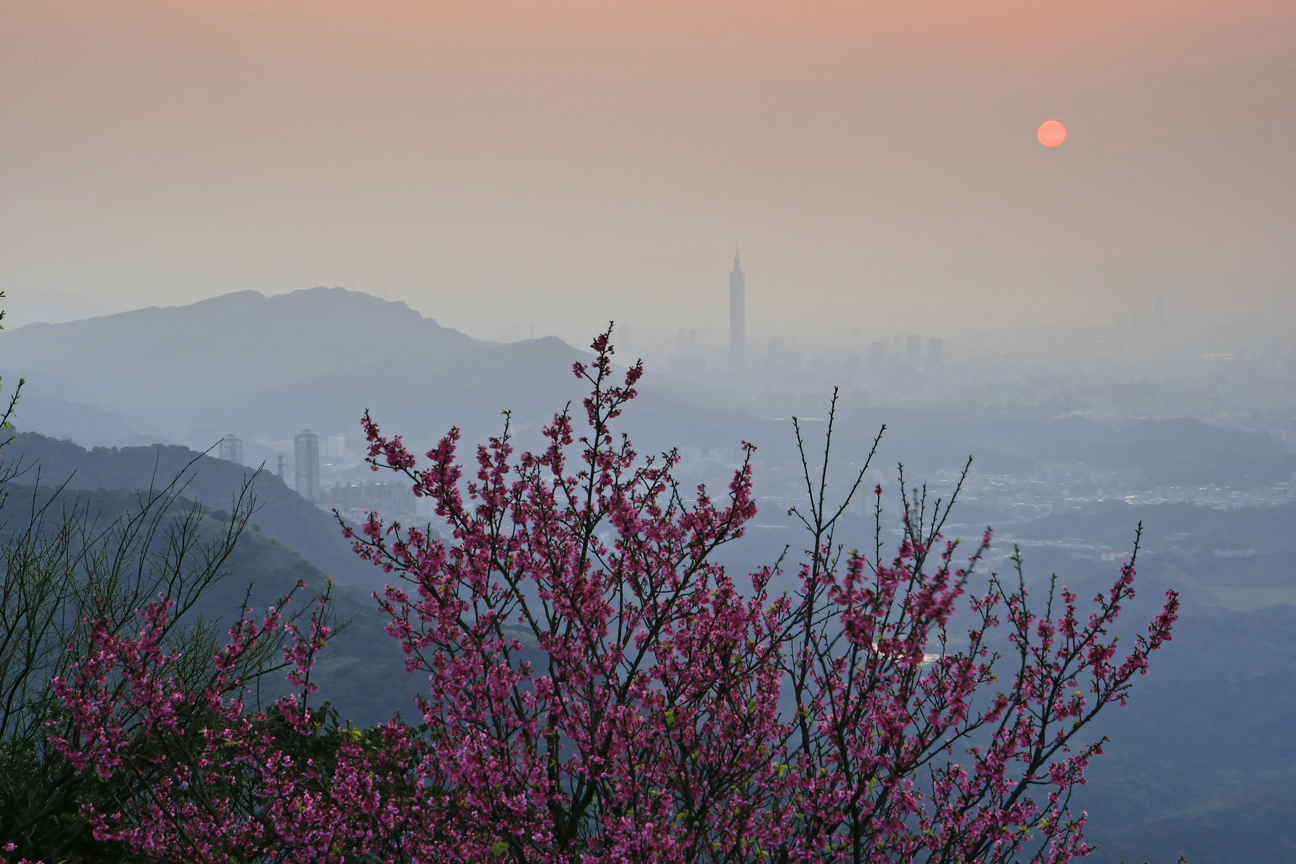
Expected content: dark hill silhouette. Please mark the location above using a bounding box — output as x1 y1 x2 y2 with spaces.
3 431 376 589
0 483 418 727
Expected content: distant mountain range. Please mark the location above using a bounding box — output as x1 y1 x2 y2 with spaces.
2 286 1294 495
0 287 590 452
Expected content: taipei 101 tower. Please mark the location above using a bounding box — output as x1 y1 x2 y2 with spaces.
729 249 745 355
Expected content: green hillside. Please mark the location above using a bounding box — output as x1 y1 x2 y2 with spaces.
0 481 421 728
4 431 382 590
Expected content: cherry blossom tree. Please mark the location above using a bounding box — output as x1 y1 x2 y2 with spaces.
43 327 1179 864
345 327 1179 864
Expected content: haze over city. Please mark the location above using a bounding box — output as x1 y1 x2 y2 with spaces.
1 3 1295 863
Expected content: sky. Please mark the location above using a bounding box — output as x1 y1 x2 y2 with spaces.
1 1 1293 346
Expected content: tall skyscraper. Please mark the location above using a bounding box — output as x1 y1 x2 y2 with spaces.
729 250 745 353
928 337 944 365
217 433 242 465
294 429 320 501
906 335 922 363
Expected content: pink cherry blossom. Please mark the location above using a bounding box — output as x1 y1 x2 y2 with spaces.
52 327 1177 864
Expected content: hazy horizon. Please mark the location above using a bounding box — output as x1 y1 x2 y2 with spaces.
4 9 1296 860
3 1 1293 347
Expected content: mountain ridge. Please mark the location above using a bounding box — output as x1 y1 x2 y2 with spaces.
1 431 378 589
0 286 584 447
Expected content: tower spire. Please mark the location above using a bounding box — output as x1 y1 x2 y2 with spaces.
729 247 745 356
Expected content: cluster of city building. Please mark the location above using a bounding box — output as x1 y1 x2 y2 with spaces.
216 429 424 520
654 252 946 399
217 429 321 498
207 253 1296 533
645 253 1296 454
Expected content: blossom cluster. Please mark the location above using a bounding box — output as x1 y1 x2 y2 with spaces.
41 328 1178 864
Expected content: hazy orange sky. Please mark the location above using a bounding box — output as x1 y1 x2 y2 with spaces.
2 1 1293 345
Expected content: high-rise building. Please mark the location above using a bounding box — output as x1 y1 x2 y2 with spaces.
928 337 944 365
729 251 746 353
294 429 320 501
217 434 243 465
906 335 922 363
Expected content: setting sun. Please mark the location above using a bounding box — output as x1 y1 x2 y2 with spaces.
1038 119 1067 147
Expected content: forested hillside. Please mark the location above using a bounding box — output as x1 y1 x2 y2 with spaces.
3 431 378 589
